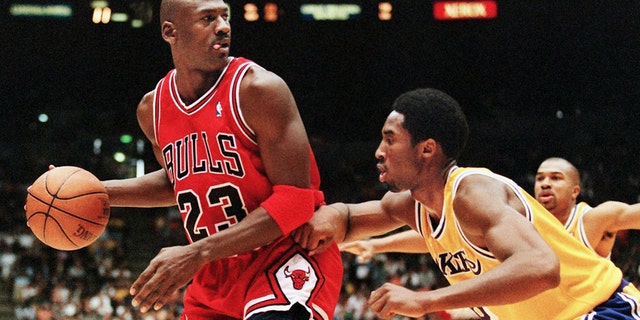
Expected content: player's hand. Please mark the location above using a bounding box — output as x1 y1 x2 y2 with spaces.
369 283 428 319
339 240 374 263
292 205 345 256
130 245 205 313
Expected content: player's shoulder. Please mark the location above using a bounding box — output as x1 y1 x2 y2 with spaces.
380 191 415 217
242 65 285 89
137 91 155 114
238 62 294 115
454 170 510 198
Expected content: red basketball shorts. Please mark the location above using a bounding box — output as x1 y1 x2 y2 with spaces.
180 236 342 320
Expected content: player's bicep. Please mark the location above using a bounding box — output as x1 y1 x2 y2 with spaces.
240 68 310 187
454 176 550 262
595 202 640 232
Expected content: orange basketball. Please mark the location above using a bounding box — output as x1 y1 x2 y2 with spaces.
25 166 110 251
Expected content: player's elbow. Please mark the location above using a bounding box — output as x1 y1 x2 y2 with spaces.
535 252 561 290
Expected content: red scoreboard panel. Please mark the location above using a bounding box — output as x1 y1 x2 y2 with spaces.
433 1 498 20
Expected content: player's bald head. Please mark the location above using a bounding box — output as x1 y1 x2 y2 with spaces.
538 157 581 185
160 0 181 23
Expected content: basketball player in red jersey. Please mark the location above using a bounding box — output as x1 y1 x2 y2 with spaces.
100 0 342 318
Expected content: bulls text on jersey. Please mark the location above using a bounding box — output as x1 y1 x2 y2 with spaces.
162 131 245 184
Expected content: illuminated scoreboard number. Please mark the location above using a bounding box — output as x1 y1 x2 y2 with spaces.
242 2 281 22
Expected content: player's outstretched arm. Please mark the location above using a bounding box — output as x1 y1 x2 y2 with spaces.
294 190 416 256
581 201 640 257
102 169 176 207
340 229 429 263
587 201 640 234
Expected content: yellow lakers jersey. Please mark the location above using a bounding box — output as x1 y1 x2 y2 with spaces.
564 202 597 254
416 167 622 319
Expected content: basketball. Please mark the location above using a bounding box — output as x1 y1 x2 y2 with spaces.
25 166 110 251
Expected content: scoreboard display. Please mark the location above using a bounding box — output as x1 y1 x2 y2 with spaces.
234 1 497 22
6 1 498 26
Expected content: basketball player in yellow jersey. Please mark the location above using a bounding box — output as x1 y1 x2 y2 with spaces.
293 88 640 319
340 157 640 262
535 157 640 259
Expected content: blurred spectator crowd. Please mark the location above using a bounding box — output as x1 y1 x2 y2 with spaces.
0 219 183 320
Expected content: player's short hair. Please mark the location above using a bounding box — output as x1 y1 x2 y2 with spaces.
392 88 469 160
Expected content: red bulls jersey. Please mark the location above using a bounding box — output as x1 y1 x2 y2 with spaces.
152 57 340 319
154 57 271 242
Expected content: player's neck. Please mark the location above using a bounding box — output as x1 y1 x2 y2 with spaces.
553 207 573 225
174 69 224 105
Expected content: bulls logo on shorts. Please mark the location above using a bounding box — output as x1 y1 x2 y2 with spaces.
276 253 319 296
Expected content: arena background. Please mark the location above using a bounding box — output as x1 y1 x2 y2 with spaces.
1 1 639 319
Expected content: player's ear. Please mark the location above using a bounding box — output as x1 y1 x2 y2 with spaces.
572 184 581 200
162 21 177 44
419 139 437 157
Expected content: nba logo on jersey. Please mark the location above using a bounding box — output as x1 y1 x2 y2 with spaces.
216 101 222 117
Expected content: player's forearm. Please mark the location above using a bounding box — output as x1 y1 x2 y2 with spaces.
194 208 283 262
371 230 429 254
341 201 405 243
103 169 176 207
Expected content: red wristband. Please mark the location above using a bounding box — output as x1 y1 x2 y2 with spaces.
261 185 315 235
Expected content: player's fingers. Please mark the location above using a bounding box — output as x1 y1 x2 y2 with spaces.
129 264 157 303
308 239 330 256
137 279 175 313
368 289 396 319
368 289 384 313
131 272 166 313
297 225 311 249
308 228 329 247
291 227 303 244
48 164 56 170
152 282 180 311
359 247 374 262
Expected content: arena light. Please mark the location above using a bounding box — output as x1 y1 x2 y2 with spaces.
90 0 109 9
113 152 126 163
131 19 144 28
264 3 279 22
9 3 73 18
110 12 129 22
244 3 259 21
378 2 392 21
120 134 133 144
433 1 497 20
300 3 361 21
92 6 112 23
